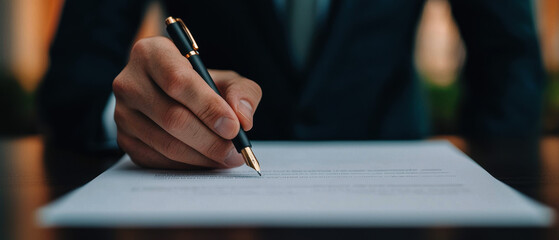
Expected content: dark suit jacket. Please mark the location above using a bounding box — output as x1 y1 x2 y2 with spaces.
37 0 544 152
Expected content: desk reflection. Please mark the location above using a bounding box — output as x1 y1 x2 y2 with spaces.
1 136 558 240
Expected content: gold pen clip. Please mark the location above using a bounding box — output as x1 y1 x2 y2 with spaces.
165 16 199 51
176 18 199 51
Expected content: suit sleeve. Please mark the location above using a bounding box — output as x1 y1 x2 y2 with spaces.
449 0 545 177
449 0 544 139
37 0 149 152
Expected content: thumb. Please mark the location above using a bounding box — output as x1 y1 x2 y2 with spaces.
210 70 262 131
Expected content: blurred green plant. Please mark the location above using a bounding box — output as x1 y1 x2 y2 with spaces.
420 76 461 135
0 70 37 136
543 74 559 134
422 73 559 136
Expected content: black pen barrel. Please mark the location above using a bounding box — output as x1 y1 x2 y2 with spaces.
188 55 252 153
166 23 192 55
166 22 252 153
188 55 220 94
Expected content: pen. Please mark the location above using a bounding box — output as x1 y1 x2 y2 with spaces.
165 16 262 176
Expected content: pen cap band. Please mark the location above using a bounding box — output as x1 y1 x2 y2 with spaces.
186 50 199 58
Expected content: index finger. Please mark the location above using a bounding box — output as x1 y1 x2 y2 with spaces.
132 37 240 139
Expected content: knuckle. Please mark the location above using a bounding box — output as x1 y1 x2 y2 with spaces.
164 69 191 98
117 133 156 168
186 118 204 141
116 134 127 151
196 98 226 123
116 134 135 155
204 140 231 161
151 36 174 48
229 77 262 103
112 74 126 99
246 79 263 101
141 130 158 151
113 106 125 125
113 72 140 102
162 138 186 161
130 38 152 60
162 105 191 132
130 37 173 71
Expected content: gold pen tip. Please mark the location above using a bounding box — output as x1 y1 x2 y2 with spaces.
240 147 262 175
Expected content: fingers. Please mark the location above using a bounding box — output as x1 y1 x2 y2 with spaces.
210 70 262 131
113 36 263 170
113 54 246 167
117 133 199 170
115 103 245 168
130 37 240 139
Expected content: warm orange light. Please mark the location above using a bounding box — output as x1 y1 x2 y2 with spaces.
10 0 64 92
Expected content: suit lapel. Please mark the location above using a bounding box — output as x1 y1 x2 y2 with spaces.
305 0 342 77
246 0 294 79
248 0 342 92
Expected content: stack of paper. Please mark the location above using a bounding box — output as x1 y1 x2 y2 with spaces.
39 141 554 227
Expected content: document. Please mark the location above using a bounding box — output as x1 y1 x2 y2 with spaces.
38 141 554 227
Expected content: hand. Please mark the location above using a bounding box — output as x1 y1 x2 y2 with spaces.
112 37 262 169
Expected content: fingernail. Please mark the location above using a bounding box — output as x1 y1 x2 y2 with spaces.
238 99 253 121
224 148 245 167
214 117 237 138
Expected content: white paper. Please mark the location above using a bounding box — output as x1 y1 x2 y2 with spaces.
38 141 554 227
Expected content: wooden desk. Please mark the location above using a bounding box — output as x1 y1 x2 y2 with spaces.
1 136 558 240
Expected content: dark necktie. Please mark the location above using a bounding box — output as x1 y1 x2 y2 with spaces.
287 0 317 70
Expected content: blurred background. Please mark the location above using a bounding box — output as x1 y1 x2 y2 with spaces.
0 2 557 239
0 0 558 137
